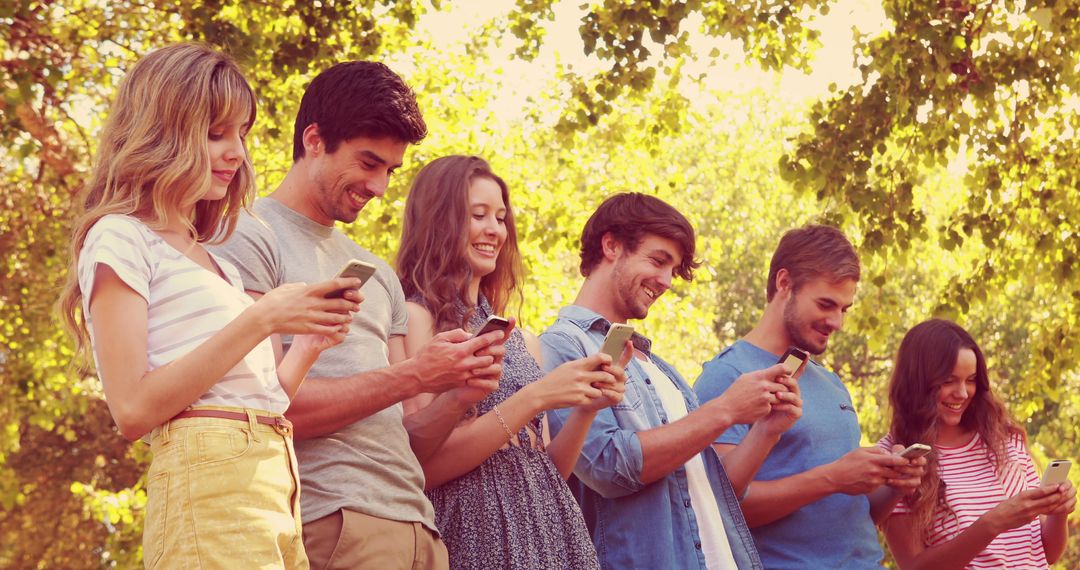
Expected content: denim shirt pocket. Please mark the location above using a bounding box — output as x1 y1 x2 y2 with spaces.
611 375 655 434
612 374 644 411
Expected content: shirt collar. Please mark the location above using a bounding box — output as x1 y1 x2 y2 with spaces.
556 304 654 355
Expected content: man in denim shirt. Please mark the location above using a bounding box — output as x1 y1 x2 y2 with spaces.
540 193 797 569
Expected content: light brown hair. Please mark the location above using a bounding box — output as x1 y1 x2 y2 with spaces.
396 155 522 332
767 224 860 301
59 43 257 368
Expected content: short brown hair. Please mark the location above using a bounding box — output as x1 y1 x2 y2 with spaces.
767 224 860 301
293 61 426 161
579 193 700 280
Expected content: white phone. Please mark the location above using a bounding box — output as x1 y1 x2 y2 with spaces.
1043 459 1071 487
325 259 377 298
898 443 932 460
599 323 634 361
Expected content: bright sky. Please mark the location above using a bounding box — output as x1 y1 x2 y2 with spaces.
410 0 889 121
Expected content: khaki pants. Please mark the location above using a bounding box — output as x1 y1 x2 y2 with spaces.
144 407 308 569
303 509 448 570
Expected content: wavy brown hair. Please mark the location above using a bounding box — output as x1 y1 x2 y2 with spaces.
887 318 1024 542
59 43 257 368
396 155 522 332
578 192 701 280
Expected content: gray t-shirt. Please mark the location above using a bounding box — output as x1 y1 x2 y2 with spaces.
210 197 436 529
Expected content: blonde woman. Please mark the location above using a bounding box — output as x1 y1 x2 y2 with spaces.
59 43 361 568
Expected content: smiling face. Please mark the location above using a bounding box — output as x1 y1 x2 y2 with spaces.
936 348 978 431
781 276 857 355
609 233 682 321
206 118 249 201
465 176 507 278
304 129 408 225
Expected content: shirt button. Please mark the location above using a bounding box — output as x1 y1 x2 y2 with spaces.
661 418 668 424
684 499 691 508
645 378 652 384
695 542 702 550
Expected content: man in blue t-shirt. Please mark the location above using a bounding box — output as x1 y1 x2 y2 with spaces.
695 225 926 569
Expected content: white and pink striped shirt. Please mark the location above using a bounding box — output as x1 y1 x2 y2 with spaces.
79 214 288 415
878 431 1048 569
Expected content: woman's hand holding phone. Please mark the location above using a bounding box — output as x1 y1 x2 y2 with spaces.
1046 480 1077 516
290 324 350 356
982 485 1065 534
252 278 363 336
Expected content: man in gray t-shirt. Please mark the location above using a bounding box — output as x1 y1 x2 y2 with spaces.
212 62 505 569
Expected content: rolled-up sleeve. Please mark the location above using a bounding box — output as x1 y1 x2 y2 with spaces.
541 330 646 498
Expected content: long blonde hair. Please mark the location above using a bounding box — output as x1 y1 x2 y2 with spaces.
59 42 257 367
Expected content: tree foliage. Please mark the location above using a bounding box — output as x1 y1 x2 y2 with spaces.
1 0 1077 567
509 0 1079 399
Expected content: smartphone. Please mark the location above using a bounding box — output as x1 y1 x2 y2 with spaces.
1043 459 1071 487
475 315 511 337
325 259 377 298
898 443 932 460
599 323 634 361
777 347 809 375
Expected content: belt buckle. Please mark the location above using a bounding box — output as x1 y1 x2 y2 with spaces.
273 416 291 435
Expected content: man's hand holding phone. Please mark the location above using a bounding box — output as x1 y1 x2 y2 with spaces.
442 315 514 408
404 323 509 397
708 363 792 427
885 443 930 494
755 372 803 436
746 347 808 435
582 340 632 411
472 316 514 367
825 447 909 496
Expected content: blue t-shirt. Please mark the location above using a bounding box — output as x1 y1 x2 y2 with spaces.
694 339 884 570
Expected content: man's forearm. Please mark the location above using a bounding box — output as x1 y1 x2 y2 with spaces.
714 426 783 498
403 391 471 463
868 485 904 524
285 364 418 440
740 465 836 527
637 402 733 485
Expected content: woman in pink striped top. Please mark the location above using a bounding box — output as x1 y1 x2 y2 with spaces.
878 319 1075 569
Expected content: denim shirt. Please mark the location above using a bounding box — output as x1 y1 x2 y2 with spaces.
540 305 762 570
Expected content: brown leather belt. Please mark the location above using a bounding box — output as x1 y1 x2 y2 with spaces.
172 410 293 434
